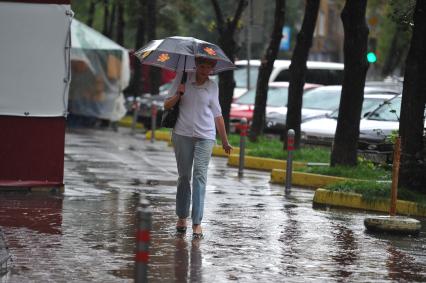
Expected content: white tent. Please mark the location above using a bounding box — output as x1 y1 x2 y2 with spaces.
69 19 130 121
0 2 72 117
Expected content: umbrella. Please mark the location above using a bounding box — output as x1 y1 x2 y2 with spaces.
134 36 235 74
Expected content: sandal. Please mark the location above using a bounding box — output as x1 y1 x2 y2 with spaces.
192 232 204 239
176 218 187 233
176 226 187 233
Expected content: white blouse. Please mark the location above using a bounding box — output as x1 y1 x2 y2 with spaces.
168 72 222 141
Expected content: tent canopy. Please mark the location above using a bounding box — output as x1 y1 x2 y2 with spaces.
69 19 130 121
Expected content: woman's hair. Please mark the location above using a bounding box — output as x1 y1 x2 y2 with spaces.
195 56 217 67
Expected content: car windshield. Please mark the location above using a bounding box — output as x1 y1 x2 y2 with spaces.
368 96 401 121
329 97 392 119
302 88 341 110
234 66 259 88
235 87 289 107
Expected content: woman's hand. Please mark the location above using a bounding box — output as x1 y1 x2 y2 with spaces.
222 142 233 155
215 116 232 155
177 84 185 95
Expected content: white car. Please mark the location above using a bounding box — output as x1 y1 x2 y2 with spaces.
229 82 319 133
266 86 399 133
233 59 344 98
300 94 402 147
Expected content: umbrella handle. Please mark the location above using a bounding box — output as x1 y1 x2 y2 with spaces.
178 73 187 96
179 56 188 95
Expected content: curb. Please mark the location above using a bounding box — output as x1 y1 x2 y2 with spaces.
228 155 306 171
145 130 172 142
212 146 240 157
118 116 144 129
143 131 241 158
313 188 426 217
271 169 349 188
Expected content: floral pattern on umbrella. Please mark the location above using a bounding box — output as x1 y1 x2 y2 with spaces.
135 36 235 74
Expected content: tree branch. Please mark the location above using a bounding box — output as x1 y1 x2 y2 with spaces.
211 0 225 34
229 0 248 34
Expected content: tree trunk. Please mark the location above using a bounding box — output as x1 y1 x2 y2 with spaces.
398 0 426 192
211 0 248 133
146 0 161 95
284 0 320 149
87 0 96 28
107 1 116 38
115 0 125 45
330 0 369 166
129 0 145 97
249 0 286 141
102 0 110 36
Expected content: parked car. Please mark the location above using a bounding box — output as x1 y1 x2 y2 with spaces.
125 82 172 129
265 85 399 134
233 59 344 98
229 82 319 133
300 93 402 148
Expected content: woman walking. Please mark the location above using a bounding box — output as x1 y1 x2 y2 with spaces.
164 56 232 239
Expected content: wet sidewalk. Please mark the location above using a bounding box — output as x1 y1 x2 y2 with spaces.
0 128 425 282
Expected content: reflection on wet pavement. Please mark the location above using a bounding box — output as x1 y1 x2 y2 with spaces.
0 128 425 282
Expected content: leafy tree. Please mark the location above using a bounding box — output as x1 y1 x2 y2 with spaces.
211 0 248 132
330 0 369 166
115 0 125 45
398 0 426 192
127 0 146 97
87 0 97 27
380 0 414 77
249 0 286 141
146 0 161 94
284 0 320 149
102 0 110 36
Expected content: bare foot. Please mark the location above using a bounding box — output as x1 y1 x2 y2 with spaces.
192 224 202 234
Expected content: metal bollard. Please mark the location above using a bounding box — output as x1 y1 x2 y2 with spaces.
151 104 157 143
131 99 140 135
135 198 152 283
285 129 295 193
238 118 248 177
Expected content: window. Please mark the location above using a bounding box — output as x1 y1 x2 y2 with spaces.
234 66 259 88
302 88 341 110
275 68 343 85
368 97 401 122
235 87 289 107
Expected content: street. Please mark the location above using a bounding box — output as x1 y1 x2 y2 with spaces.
0 128 425 282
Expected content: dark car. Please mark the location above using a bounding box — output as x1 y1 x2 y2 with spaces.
126 83 171 129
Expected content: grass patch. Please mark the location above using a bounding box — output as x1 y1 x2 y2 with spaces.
325 180 426 207
225 134 330 163
300 161 391 180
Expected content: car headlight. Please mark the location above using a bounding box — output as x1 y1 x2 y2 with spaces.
367 144 378 150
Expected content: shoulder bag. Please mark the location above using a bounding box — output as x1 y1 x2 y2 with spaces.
161 72 187 128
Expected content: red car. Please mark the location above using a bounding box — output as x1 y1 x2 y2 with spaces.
229 82 320 133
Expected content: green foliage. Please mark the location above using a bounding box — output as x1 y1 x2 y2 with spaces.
326 180 426 206
225 134 330 162
389 0 416 30
365 1 412 73
300 159 390 180
224 134 391 180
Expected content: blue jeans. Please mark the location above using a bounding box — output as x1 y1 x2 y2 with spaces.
172 133 215 225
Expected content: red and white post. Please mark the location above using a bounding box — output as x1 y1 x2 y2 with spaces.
151 104 157 143
135 198 152 282
131 99 140 135
238 118 248 177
